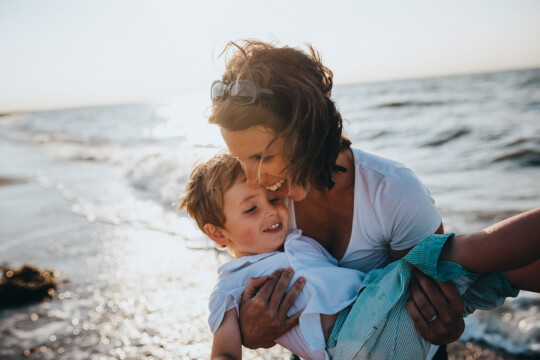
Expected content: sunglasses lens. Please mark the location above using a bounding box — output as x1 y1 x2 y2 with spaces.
230 81 257 105
211 82 227 101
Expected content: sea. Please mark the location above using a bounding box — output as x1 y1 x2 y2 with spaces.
1 68 539 359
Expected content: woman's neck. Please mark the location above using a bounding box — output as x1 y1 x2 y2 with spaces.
293 149 355 259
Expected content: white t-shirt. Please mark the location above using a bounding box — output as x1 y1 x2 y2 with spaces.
290 147 442 271
289 147 442 358
208 231 365 360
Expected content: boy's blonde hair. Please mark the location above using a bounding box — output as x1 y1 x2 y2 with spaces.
176 150 245 232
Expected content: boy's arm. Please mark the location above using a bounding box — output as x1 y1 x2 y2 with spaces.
440 208 540 274
211 308 242 360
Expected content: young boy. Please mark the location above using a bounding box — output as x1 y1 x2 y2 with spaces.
177 151 540 360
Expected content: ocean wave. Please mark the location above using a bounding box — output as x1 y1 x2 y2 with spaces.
375 100 447 109
462 292 540 356
520 74 540 88
422 128 470 147
493 148 540 167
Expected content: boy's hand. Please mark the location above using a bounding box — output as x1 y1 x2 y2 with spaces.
238 268 305 349
406 269 465 345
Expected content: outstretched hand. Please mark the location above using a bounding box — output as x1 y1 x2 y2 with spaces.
406 269 465 345
239 268 305 349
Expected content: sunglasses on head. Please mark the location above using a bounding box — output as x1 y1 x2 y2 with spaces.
211 80 274 105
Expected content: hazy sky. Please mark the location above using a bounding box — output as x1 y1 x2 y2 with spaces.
1 0 540 112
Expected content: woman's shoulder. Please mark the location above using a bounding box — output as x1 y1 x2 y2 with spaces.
349 147 408 177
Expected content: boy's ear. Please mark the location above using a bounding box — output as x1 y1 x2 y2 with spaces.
204 223 229 246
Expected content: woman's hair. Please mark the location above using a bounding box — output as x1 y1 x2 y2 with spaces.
209 40 351 190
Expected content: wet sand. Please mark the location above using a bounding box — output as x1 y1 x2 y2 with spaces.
447 341 536 360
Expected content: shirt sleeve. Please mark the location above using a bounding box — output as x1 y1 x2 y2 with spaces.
208 288 242 334
377 167 442 251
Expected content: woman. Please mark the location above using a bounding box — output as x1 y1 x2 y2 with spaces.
208 40 464 358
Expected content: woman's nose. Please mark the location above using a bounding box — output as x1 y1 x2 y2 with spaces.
242 163 260 189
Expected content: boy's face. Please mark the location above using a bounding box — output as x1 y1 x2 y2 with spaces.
219 179 289 258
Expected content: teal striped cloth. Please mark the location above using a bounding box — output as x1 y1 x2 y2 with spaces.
326 233 519 360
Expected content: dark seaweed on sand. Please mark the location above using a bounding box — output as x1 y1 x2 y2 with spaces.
0 265 57 309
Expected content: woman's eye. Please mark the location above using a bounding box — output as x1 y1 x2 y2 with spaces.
244 206 256 214
254 154 273 162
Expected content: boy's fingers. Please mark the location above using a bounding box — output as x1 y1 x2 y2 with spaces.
277 276 306 319
268 268 294 310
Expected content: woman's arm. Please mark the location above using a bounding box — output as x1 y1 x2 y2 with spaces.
238 268 305 349
211 308 242 360
440 208 540 289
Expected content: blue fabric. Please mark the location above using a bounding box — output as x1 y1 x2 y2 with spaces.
327 233 519 360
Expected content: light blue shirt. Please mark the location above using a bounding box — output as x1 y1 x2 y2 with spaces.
208 231 365 360
327 234 520 360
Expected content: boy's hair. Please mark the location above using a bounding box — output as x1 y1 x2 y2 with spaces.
176 150 245 232
209 39 351 191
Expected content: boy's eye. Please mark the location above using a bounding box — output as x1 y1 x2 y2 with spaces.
244 206 256 214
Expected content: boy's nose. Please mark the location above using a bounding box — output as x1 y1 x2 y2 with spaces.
265 204 278 218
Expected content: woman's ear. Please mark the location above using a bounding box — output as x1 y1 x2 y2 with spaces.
204 223 229 246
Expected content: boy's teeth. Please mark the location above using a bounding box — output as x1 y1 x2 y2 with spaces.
266 178 285 191
265 223 280 231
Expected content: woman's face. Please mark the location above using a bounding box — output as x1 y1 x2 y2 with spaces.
220 125 310 201
221 125 287 190
221 124 310 201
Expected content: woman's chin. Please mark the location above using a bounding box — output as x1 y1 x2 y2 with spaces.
272 181 289 197
286 183 309 201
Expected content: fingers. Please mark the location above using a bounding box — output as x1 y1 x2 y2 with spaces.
409 271 439 322
436 279 465 315
406 295 430 337
242 275 268 302
241 275 270 302
277 276 306 319
285 309 304 331
252 268 286 303
268 268 294 309
408 269 467 345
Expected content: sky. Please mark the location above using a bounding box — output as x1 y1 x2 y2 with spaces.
1 0 539 113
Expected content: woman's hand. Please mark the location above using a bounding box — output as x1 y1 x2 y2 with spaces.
239 268 305 349
406 269 465 345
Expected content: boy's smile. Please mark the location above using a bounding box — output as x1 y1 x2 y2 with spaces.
219 179 289 258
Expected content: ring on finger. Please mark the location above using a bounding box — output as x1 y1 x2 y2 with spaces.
428 314 438 322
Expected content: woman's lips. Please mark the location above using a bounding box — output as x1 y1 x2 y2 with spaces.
265 178 285 191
